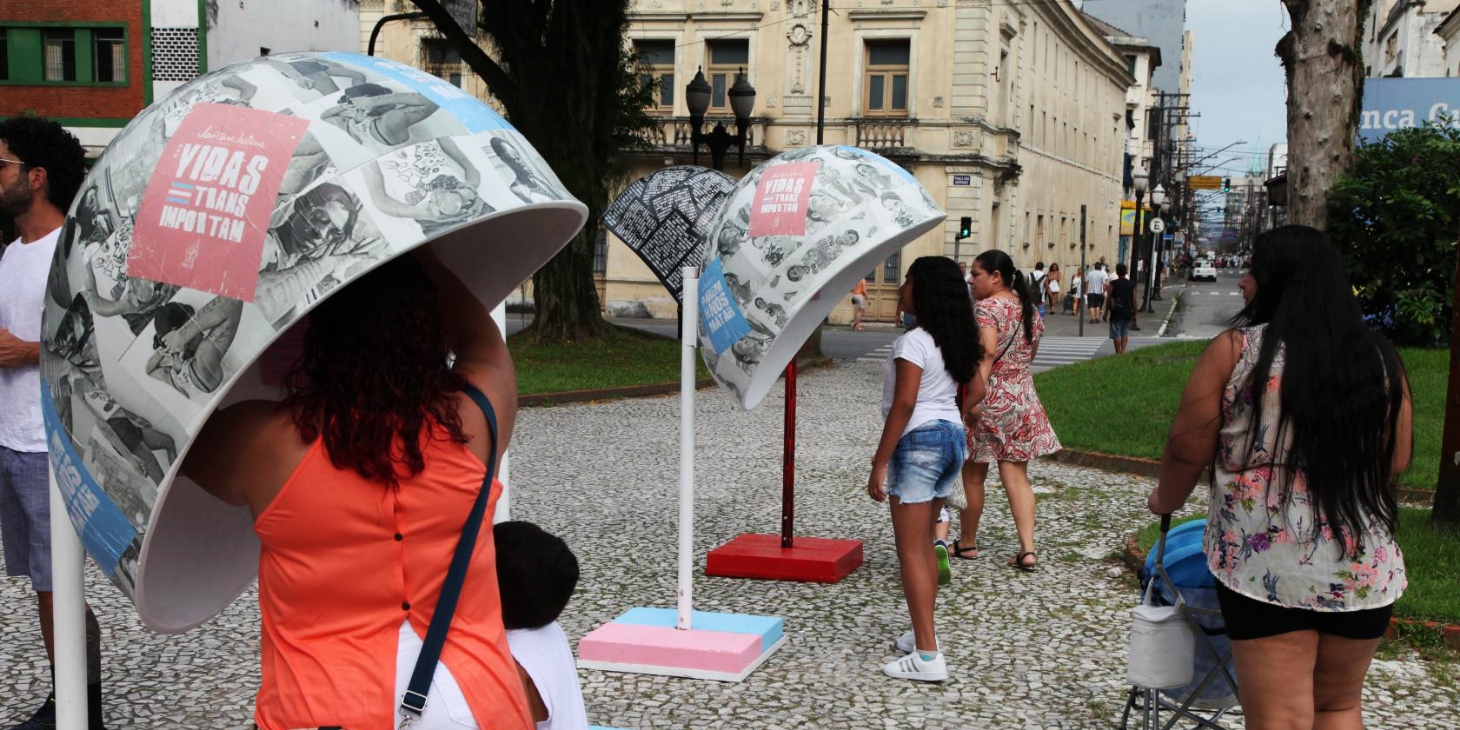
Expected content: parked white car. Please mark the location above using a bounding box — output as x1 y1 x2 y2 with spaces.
1189 260 1218 282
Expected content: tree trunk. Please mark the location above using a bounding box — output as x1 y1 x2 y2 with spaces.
1276 0 1369 229
530 228 608 343
1434 222 1460 529
409 0 655 343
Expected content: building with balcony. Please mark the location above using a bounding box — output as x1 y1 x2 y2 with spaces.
1435 5 1460 76
1 0 357 156
1364 0 1460 78
609 0 1133 322
350 0 1135 323
1082 15 1160 264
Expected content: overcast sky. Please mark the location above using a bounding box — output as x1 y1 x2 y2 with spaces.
1186 0 1291 177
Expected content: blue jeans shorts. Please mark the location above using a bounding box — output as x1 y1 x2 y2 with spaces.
1109 319 1132 339
0 446 53 593
886 420 967 504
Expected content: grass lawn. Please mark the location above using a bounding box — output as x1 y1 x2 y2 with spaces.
509 324 709 396
1135 508 1460 625
1035 341 1447 491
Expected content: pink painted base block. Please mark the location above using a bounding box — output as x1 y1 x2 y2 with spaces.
578 622 761 677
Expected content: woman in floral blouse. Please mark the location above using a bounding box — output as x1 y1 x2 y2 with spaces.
1147 225 1413 728
951 250 1062 571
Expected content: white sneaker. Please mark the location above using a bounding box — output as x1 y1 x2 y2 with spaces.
892 630 941 655
882 651 948 682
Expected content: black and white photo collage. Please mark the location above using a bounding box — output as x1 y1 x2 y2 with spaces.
697 145 943 404
40 52 578 596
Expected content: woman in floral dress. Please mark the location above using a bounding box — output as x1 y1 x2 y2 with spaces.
948 249 1061 570
1147 226 1412 727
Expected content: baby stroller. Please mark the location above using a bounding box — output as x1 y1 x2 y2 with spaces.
1121 516 1241 730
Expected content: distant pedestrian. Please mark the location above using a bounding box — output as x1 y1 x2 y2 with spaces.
850 278 868 331
1147 226 1413 729
953 250 1061 572
867 256 981 683
1085 263 1108 323
1045 263 1063 315
0 116 109 730
1068 267 1083 317
1107 262 1137 354
1028 262 1047 317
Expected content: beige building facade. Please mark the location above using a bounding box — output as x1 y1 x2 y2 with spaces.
355 0 1134 323
614 0 1133 322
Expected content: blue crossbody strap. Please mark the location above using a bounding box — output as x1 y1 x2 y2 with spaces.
399 384 498 725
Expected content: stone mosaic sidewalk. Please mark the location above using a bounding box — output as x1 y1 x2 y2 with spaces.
1 360 1455 728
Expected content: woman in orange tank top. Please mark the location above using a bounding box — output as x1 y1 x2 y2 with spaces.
183 249 532 730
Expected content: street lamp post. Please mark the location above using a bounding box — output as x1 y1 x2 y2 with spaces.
1144 183 1166 312
1130 169 1148 330
685 67 756 172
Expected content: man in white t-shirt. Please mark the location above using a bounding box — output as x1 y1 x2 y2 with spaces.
1084 263 1109 324
0 117 108 730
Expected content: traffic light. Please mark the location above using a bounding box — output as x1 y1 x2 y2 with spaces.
956 216 972 241
1222 178 1231 192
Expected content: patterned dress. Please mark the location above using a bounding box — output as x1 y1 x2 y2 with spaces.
969 296 1062 463
1205 325 1405 611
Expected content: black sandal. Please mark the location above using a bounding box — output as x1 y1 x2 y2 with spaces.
1006 551 1037 572
950 539 979 560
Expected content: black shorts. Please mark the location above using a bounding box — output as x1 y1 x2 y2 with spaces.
1214 580 1392 641
1087 293 1105 307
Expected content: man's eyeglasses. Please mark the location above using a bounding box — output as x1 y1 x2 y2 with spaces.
0 157 26 169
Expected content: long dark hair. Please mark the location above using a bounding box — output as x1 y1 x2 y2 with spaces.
1232 225 1407 554
974 249 1036 344
284 256 468 486
906 256 981 384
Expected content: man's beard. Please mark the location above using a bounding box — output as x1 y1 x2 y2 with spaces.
0 178 32 217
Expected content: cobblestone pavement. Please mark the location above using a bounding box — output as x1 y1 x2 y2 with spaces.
2 361 1456 728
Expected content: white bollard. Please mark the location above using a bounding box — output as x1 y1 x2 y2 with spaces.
49 466 88 730
491 301 510 524
676 266 699 631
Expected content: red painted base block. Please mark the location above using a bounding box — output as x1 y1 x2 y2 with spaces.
706 533 863 583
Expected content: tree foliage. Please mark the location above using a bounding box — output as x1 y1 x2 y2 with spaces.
1326 123 1460 347
409 0 658 342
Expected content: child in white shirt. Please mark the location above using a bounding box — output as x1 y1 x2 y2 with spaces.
496 521 590 730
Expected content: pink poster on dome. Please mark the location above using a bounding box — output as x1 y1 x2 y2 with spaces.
747 161 818 237
127 103 309 301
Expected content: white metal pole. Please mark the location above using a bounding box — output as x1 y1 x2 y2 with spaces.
676 266 699 631
49 467 88 730
491 301 510 524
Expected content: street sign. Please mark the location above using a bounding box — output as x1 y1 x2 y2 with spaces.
1188 175 1222 190
952 174 971 186
1149 218 1166 234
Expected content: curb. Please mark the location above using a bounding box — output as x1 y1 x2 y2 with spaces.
518 355 836 407
1043 449 1162 479
1156 291 1182 338
1123 535 1460 650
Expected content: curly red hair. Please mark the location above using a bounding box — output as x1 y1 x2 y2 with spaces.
283 256 467 486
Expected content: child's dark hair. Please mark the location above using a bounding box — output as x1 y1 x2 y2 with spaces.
494 521 580 630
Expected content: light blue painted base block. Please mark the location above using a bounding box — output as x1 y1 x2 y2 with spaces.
614 607 784 653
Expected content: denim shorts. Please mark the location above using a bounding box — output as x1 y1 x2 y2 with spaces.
886 420 966 504
1109 319 1132 339
0 446 53 592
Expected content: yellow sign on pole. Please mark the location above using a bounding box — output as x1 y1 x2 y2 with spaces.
1189 175 1223 191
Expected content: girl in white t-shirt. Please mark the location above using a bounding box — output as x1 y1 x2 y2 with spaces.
867 256 983 683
